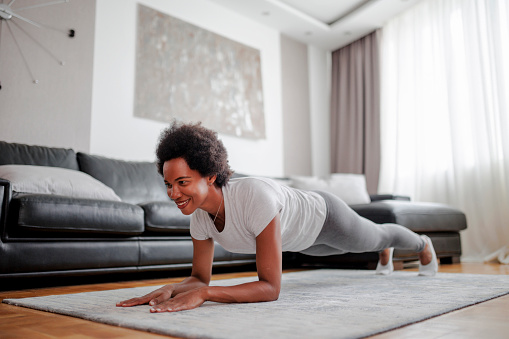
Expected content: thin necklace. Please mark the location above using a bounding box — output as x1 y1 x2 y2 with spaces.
213 194 223 223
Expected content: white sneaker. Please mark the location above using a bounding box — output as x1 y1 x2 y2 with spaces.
376 248 394 275
418 235 438 276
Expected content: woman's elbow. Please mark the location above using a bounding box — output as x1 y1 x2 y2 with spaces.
266 285 281 302
270 291 280 302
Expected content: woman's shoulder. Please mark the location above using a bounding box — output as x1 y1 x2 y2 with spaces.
226 177 285 216
225 177 286 203
228 176 281 191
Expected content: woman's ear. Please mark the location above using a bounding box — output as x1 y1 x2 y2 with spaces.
208 174 217 186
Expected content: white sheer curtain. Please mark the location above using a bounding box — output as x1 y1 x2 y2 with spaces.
379 0 509 261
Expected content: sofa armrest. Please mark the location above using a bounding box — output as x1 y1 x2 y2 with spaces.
0 178 12 239
370 194 411 202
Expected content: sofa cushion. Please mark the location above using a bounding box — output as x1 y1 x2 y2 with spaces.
11 194 144 235
77 153 169 204
139 201 191 234
352 200 467 232
0 165 121 201
0 141 79 170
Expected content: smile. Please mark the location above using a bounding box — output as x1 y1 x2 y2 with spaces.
175 199 190 209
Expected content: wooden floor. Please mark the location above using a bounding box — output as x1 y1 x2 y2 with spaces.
1 263 508 339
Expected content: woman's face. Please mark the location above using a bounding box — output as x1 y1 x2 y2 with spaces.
163 157 212 215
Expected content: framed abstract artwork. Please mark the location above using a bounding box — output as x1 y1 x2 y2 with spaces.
134 4 266 139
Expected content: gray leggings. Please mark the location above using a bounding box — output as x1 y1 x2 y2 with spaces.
300 191 426 256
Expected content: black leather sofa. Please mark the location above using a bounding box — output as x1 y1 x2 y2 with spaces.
0 141 467 280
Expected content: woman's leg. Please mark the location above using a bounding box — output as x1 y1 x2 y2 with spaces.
301 191 426 256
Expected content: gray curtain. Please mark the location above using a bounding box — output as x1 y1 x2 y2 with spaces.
330 30 381 194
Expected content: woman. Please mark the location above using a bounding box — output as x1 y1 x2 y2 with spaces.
117 121 437 313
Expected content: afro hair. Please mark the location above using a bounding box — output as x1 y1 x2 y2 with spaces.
156 121 233 187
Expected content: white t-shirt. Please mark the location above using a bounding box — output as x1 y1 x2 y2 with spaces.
190 177 326 254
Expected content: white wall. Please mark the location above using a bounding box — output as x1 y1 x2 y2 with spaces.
91 0 284 177
280 35 312 176
308 45 331 177
0 0 96 151
278 35 330 177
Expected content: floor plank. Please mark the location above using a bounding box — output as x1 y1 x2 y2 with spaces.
0 263 507 338
368 262 509 339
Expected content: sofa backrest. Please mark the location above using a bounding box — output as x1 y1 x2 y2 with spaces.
77 152 169 204
0 141 79 170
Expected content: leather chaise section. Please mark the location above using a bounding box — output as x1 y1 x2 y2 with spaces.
352 200 467 232
138 239 256 266
12 194 144 235
0 241 139 274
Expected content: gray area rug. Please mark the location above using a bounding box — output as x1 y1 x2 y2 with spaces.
4 269 509 339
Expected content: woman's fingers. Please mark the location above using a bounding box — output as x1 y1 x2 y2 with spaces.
150 289 205 313
116 293 156 307
116 287 171 307
148 294 167 306
116 297 144 307
116 285 200 310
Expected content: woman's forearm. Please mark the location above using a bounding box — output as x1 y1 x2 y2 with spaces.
148 279 280 313
201 280 280 304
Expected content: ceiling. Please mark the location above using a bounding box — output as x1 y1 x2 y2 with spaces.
208 0 422 51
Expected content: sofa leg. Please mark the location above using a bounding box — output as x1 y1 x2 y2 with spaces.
439 256 460 265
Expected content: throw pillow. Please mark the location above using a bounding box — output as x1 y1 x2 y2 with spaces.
328 173 371 205
290 174 371 205
0 165 121 201
289 175 330 192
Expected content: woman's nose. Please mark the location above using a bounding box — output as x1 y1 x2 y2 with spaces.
169 186 181 200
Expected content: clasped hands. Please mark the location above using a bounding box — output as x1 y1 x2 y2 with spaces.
116 284 206 313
